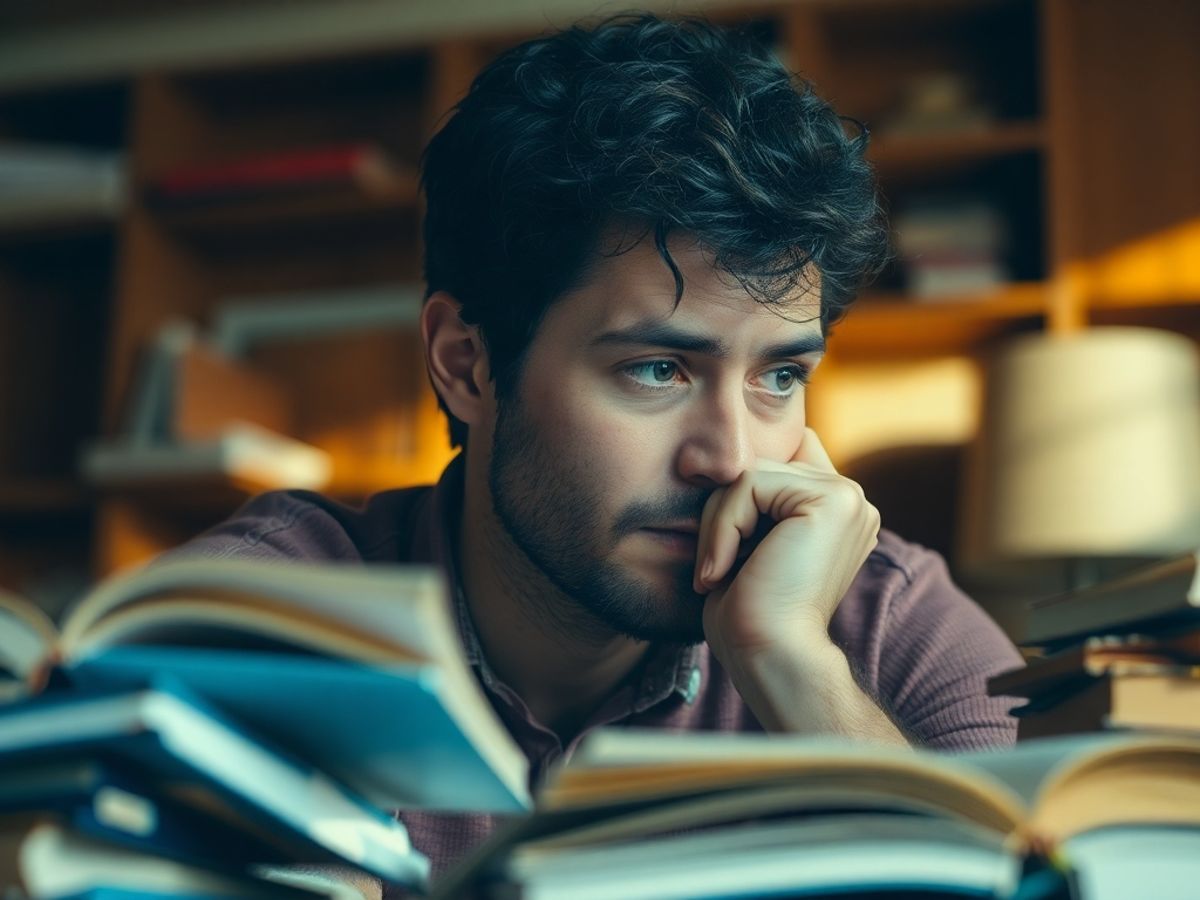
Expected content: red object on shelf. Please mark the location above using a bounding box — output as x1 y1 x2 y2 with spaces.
153 144 405 199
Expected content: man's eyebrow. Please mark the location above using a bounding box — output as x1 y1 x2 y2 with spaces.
590 321 825 359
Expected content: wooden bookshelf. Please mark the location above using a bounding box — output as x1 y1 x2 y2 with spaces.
868 121 1045 173
151 175 420 236
0 0 1196 596
832 283 1047 359
0 480 92 517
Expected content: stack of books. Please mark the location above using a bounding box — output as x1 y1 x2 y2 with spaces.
7 554 1200 897
0 560 531 898
989 551 1200 740
892 195 1009 299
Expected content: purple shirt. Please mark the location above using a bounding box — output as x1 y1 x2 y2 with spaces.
159 456 1021 888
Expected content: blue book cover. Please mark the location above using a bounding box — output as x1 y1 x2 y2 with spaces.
0 757 343 872
0 681 429 890
69 646 531 813
0 817 347 900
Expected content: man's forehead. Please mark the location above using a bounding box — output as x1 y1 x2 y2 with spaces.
571 240 823 345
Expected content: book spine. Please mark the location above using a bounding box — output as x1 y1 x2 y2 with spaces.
154 145 382 197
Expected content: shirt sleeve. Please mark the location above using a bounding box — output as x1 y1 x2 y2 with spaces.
151 490 364 564
868 546 1023 750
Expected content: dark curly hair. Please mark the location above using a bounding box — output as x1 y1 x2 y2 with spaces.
421 13 888 448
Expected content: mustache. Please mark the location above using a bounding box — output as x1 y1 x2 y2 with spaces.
612 491 712 536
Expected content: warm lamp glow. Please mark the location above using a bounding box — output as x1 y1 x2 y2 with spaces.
961 327 1200 581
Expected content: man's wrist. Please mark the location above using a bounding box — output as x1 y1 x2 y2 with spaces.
736 630 850 732
721 627 909 745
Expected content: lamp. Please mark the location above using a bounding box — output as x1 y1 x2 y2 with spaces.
960 327 1200 592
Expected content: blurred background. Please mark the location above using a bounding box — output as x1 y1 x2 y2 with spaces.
1 0 1197 638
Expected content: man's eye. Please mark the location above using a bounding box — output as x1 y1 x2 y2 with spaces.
626 360 682 386
758 365 807 397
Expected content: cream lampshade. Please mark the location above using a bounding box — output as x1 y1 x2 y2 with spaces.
960 327 1200 588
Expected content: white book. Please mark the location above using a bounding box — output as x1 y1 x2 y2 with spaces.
80 423 332 491
0 143 125 226
212 283 423 356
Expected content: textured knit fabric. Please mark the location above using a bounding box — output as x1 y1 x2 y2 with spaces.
156 456 1022 890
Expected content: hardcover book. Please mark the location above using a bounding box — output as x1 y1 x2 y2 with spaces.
0 683 428 889
0 559 530 814
1024 552 1200 647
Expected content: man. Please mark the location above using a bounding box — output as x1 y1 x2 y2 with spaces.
165 13 1020 887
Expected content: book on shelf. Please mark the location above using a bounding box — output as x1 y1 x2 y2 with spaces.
149 143 413 204
439 727 1200 900
0 683 427 893
81 423 333 492
212 283 423 357
0 142 126 228
0 558 530 814
892 195 1009 300
81 320 328 491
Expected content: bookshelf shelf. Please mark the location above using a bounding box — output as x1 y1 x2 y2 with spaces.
1089 299 1200 338
150 176 420 236
1089 292 1200 312
869 121 1045 174
93 476 261 518
832 282 1047 358
0 479 92 517
0 215 118 243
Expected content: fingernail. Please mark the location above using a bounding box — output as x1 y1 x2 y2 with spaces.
701 557 714 584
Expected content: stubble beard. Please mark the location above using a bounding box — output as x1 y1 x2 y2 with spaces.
488 394 709 645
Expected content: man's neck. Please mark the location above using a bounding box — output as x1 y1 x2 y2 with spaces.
456 455 650 740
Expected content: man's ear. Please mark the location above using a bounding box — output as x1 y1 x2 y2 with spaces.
422 291 490 428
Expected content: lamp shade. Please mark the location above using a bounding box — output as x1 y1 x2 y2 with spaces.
961 327 1200 577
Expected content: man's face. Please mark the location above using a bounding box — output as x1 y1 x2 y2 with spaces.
488 235 825 643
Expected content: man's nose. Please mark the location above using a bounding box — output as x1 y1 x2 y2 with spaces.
674 390 755 489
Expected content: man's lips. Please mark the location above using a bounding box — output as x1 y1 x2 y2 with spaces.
646 521 700 535
638 524 700 555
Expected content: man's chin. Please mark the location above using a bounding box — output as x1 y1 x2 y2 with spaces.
580 567 708 644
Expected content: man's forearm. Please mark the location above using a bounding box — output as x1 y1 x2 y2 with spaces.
724 632 910 745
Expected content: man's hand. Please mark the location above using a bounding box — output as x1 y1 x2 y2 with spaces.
693 428 907 744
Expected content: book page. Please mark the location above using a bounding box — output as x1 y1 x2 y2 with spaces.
59 560 455 663
66 600 424 665
547 729 1027 835
0 592 57 680
962 733 1200 841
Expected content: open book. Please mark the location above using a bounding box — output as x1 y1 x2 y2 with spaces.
438 727 1200 900
0 559 529 813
